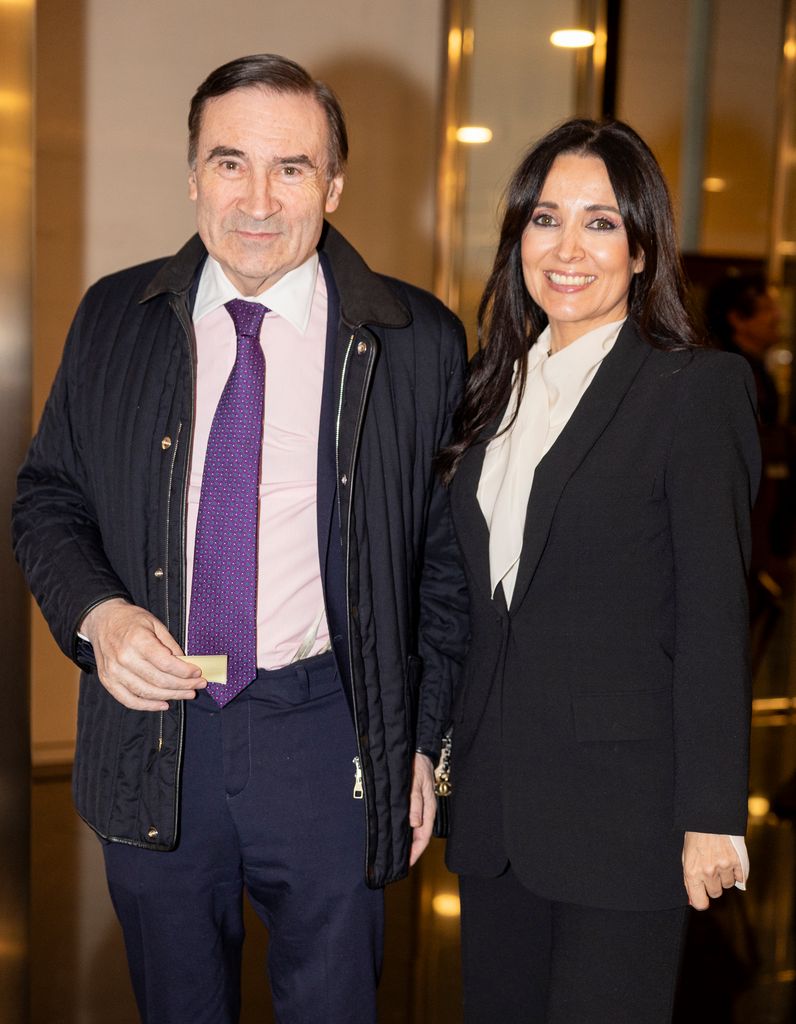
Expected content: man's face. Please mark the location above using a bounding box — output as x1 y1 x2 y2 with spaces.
730 287 782 355
189 86 344 296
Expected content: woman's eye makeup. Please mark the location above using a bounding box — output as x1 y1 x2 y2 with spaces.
529 211 623 230
588 216 620 230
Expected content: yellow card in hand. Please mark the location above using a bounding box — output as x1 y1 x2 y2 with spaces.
178 654 228 684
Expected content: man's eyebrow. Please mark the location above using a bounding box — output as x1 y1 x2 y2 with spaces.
205 146 246 163
202 148 321 171
275 154 317 169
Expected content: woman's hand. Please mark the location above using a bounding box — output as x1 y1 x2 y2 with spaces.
682 831 744 910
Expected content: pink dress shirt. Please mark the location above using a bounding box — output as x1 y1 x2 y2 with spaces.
188 253 330 669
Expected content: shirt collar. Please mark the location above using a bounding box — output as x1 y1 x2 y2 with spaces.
193 251 320 334
530 318 626 374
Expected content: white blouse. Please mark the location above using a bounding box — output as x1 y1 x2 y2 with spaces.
477 319 623 606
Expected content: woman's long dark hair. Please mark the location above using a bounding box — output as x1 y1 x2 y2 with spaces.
437 118 704 483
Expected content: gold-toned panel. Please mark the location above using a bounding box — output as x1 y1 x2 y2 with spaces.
0 0 33 1018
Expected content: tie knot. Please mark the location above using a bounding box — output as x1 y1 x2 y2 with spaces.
225 299 268 338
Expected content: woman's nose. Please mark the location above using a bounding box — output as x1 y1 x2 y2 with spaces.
554 225 585 261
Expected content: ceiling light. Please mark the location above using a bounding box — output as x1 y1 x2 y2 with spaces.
456 126 493 144
550 29 596 48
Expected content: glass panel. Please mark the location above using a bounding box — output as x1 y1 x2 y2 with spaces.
437 0 580 346
617 0 782 258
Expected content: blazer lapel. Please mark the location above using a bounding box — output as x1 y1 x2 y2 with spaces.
508 322 652 615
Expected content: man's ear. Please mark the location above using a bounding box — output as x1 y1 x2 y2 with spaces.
325 174 344 214
188 168 198 202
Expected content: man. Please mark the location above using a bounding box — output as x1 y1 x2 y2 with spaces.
14 54 468 1023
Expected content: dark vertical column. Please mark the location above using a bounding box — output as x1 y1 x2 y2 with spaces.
0 1 33 1020
601 0 622 118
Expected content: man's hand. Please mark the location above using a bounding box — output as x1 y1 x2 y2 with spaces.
682 831 744 910
409 752 437 867
80 598 205 711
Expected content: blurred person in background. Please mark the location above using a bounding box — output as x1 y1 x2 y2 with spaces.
706 272 795 623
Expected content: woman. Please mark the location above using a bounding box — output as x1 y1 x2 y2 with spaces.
439 119 760 1023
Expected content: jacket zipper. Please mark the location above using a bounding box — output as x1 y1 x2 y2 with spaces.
158 295 198 843
171 297 198 651
163 421 183 634
334 333 355 522
157 419 183 754
352 755 364 799
336 328 378 873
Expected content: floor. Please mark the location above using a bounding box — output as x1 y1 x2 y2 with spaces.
30 578 796 1023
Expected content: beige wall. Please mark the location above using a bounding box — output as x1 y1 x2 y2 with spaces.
32 0 445 765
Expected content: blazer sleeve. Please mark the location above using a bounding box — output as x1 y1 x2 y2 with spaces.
414 303 470 762
11 290 132 665
667 351 761 834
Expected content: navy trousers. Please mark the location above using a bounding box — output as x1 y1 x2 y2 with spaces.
103 652 384 1024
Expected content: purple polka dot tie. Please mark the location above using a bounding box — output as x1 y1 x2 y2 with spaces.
187 299 267 707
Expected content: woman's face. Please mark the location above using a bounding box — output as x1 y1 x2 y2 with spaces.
520 153 644 351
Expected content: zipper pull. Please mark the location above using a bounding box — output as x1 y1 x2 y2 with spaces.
352 755 364 799
145 712 166 771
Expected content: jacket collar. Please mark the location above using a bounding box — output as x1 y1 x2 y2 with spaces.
140 233 207 303
318 222 410 329
139 222 411 331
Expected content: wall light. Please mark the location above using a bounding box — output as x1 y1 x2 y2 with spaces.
0 90 30 114
432 893 461 918
456 125 493 144
448 27 462 62
748 795 770 818
550 29 596 49
702 177 727 193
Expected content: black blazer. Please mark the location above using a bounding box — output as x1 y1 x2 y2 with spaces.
446 323 761 911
